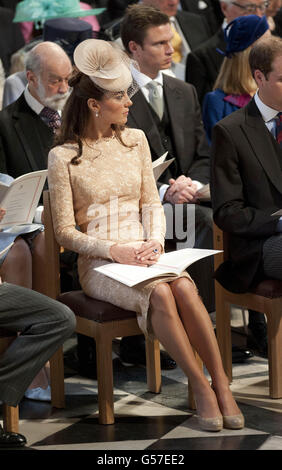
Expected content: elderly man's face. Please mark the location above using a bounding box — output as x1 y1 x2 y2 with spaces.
142 0 179 17
221 0 269 23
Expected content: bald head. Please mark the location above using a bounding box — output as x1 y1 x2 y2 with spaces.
26 41 73 111
142 0 179 17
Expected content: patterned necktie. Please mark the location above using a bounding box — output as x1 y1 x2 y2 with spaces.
275 112 282 148
40 107 61 132
147 81 164 120
170 24 182 63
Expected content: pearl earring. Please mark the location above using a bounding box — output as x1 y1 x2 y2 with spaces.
95 111 99 118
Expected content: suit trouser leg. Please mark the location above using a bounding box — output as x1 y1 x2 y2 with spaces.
0 283 76 406
164 202 215 312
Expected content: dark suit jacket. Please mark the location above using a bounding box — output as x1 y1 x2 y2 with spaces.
0 92 54 178
211 99 282 293
180 0 223 36
0 7 25 76
175 10 211 50
186 27 225 105
127 74 210 185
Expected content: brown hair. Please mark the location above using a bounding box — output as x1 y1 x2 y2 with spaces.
213 46 257 95
121 4 170 54
53 68 133 165
249 36 282 79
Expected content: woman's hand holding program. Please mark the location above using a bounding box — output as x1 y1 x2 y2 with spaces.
110 241 162 266
135 240 162 264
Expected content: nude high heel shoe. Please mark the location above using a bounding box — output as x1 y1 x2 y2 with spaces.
223 412 244 430
197 414 223 432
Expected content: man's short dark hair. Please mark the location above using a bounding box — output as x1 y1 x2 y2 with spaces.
249 36 282 79
121 4 170 54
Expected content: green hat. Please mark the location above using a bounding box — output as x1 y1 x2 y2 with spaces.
13 0 105 27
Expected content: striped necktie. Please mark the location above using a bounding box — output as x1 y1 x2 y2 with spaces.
275 112 282 148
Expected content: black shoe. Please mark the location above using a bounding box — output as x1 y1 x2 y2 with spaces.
248 322 268 358
0 425 26 448
119 347 177 370
232 346 254 363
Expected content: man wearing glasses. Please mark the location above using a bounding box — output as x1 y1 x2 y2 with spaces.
186 0 269 104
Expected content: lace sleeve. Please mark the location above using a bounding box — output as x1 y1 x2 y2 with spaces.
139 132 166 249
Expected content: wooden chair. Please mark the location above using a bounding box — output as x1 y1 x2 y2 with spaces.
213 224 282 398
44 190 201 423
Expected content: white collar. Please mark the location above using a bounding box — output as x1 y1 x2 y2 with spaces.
254 91 280 122
24 86 44 115
131 66 164 88
24 86 62 116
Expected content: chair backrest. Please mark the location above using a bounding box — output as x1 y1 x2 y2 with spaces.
43 190 61 300
213 223 232 270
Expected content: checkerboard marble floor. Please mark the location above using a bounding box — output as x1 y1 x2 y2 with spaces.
4 336 281 452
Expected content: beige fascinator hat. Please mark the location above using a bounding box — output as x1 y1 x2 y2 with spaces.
73 39 133 93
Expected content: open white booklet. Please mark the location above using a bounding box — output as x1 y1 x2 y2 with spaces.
95 248 221 287
152 152 174 181
271 209 282 217
0 170 47 228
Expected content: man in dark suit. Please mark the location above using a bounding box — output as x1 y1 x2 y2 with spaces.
211 35 282 355
120 3 253 364
180 0 224 35
0 41 72 178
186 0 269 104
0 6 25 77
121 3 213 298
0 282 76 448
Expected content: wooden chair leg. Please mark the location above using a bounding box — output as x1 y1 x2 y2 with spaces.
96 333 114 425
49 347 65 408
215 282 232 382
265 306 282 398
145 337 161 394
2 404 19 433
188 349 203 410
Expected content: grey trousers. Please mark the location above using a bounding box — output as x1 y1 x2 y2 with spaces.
263 233 282 280
0 283 76 406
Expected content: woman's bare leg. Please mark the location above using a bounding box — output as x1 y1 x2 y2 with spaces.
170 277 241 417
32 231 47 295
149 282 221 419
1 235 50 393
0 237 32 287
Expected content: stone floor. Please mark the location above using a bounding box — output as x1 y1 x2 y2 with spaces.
1 309 281 456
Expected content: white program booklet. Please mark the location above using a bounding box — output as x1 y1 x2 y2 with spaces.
95 248 222 287
152 152 175 181
0 170 47 228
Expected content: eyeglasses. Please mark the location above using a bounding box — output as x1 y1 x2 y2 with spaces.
231 1 269 13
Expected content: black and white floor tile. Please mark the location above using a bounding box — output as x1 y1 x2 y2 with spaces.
4 336 281 453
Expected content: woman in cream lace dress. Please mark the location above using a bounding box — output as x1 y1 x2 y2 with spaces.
48 39 244 432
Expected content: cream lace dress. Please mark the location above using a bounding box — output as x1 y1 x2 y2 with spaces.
48 128 191 335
